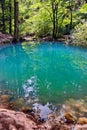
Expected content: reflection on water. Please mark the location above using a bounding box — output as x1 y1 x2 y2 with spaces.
33 103 53 120
0 42 87 117
23 76 37 97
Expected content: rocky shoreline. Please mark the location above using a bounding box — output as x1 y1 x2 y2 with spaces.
0 32 68 44
0 108 87 130
0 32 13 44
0 94 87 130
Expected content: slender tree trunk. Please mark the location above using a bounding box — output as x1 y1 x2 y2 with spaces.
9 0 12 34
14 0 19 41
51 0 59 39
1 0 5 33
70 9 72 30
69 0 73 30
52 0 56 40
52 10 56 39
55 3 58 37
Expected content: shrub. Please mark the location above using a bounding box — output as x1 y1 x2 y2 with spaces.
71 22 87 47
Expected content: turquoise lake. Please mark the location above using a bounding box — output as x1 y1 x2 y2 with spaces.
0 42 87 118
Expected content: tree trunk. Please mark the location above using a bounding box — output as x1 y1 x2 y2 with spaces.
14 0 19 41
55 3 58 37
69 0 73 30
70 9 72 30
9 0 12 34
1 0 6 33
52 0 56 40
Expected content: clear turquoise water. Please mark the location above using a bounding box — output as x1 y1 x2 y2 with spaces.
0 42 87 116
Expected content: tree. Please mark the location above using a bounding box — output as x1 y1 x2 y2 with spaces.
9 0 12 34
14 0 19 41
51 0 59 39
1 0 6 33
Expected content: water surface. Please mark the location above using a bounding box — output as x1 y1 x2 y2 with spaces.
0 42 87 117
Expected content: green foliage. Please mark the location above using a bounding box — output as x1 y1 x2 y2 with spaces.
71 22 87 47
79 3 87 13
0 0 87 40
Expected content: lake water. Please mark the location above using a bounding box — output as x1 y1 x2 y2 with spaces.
0 42 87 118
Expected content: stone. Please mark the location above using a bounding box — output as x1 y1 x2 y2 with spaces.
11 98 25 109
64 113 77 123
0 95 10 102
79 106 87 113
20 106 33 113
74 124 87 130
50 124 60 130
0 109 37 130
0 32 13 44
77 117 87 124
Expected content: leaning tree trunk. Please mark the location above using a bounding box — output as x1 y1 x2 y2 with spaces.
14 0 19 41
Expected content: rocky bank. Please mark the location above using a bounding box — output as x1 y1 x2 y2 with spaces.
0 108 87 130
0 32 13 44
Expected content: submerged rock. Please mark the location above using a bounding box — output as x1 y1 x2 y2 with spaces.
0 109 37 130
0 108 87 130
0 94 11 102
77 117 87 125
74 124 87 130
20 106 33 113
62 98 87 117
64 112 77 123
11 98 25 109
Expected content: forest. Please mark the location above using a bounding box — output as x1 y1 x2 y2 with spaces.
0 1 87 129
0 0 87 45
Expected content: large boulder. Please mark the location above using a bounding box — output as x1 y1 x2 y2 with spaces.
77 117 87 125
0 109 37 130
74 124 87 130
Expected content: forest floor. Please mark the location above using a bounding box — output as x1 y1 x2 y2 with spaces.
0 32 13 44
22 35 67 42
0 32 69 44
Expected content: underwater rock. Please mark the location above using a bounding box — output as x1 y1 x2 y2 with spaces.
63 98 87 118
77 117 87 124
74 124 87 130
0 108 87 130
64 112 77 123
0 102 14 110
20 106 33 113
0 109 37 130
79 106 87 113
0 94 11 102
50 124 61 130
11 98 25 109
